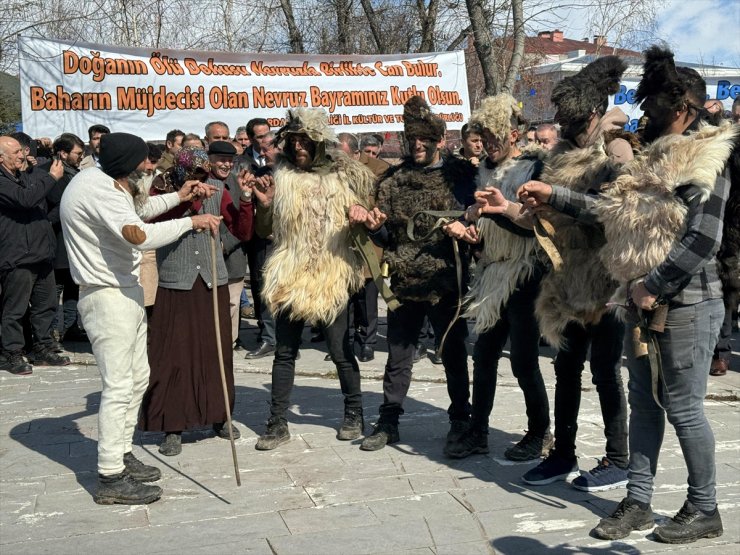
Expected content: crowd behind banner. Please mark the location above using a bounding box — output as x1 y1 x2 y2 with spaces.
1 42 739 547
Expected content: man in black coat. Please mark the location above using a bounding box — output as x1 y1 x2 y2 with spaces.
0 136 70 375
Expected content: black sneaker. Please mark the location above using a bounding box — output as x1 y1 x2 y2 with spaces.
653 500 723 544
445 428 489 459
0 350 33 375
504 430 553 461
571 458 629 492
213 422 241 440
360 422 400 451
522 453 579 485
93 471 162 505
27 346 70 366
256 417 290 450
123 452 161 482
412 344 426 364
337 410 364 440
159 432 182 456
591 497 654 540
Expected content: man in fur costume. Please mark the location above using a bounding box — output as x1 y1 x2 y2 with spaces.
479 57 632 491
518 46 738 544
358 96 477 452
255 108 377 451
445 93 553 463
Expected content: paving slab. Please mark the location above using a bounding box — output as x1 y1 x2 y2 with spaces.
0 320 737 554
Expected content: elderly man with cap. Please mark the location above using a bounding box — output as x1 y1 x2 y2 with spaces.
139 142 254 457
254 108 376 451
60 132 222 504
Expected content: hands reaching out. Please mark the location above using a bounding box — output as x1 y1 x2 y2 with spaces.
349 204 387 231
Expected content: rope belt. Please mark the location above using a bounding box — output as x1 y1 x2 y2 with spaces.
407 210 466 358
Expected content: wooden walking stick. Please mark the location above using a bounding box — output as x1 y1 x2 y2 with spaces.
210 231 241 486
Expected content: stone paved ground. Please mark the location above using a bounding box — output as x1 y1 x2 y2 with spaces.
1 315 738 555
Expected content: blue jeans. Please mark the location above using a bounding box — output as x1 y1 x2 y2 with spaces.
625 299 724 512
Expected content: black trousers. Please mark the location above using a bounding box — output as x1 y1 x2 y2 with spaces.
270 306 361 420
349 278 378 347
379 292 470 424
471 271 550 437
247 236 276 344
54 268 79 332
1 262 56 352
553 311 629 467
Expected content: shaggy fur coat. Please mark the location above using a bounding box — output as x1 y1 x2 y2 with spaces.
465 153 542 333
375 156 476 303
535 139 622 348
262 154 374 325
596 122 740 295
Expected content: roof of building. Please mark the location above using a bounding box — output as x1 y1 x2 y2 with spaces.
525 30 641 59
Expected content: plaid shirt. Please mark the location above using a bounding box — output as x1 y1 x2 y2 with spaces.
549 168 730 305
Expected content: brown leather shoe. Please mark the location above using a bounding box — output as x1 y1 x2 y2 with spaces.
710 358 728 377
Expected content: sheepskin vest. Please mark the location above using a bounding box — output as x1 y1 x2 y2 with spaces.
262 155 374 325
465 154 543 333
534 140 622 349
596 122 740 302
376 156 476 303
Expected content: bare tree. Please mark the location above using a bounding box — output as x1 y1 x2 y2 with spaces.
415 0 439 53
502 0 524 93
279 0 305 53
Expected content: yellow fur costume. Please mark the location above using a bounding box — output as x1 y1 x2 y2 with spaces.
262 154 374 325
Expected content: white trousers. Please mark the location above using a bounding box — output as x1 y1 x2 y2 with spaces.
78 285 148 476
228 279 243 345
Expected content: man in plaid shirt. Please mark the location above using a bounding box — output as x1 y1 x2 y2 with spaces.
511 47 734 545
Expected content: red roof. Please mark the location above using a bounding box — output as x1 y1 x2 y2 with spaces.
525 31 640 58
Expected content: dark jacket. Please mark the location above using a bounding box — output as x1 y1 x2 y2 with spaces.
0 165 58 272
40 160 79 269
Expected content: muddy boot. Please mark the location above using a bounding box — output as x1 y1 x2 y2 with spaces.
158 432 182 456
123 452 161 482
93 472 162 505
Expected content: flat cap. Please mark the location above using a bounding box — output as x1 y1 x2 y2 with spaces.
207 141 237 156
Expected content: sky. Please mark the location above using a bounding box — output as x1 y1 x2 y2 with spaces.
531 0 740 68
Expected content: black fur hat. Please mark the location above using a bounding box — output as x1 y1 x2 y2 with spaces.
551 55 628 123
403 96 445 141
635 45 705 112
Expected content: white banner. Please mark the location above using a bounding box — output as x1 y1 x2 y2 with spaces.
609 78 740 132
19 37 470 140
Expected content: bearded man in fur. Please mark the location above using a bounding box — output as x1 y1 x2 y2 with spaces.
255 108 377 451
519 46 739 545
480 56 633 491
358 96 477 452
444 94 553 463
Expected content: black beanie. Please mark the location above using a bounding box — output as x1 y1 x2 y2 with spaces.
99 133 148 178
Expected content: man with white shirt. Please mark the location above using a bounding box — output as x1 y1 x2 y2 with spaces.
61 132 220 505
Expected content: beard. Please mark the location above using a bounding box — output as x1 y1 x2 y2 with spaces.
128 170 154 211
